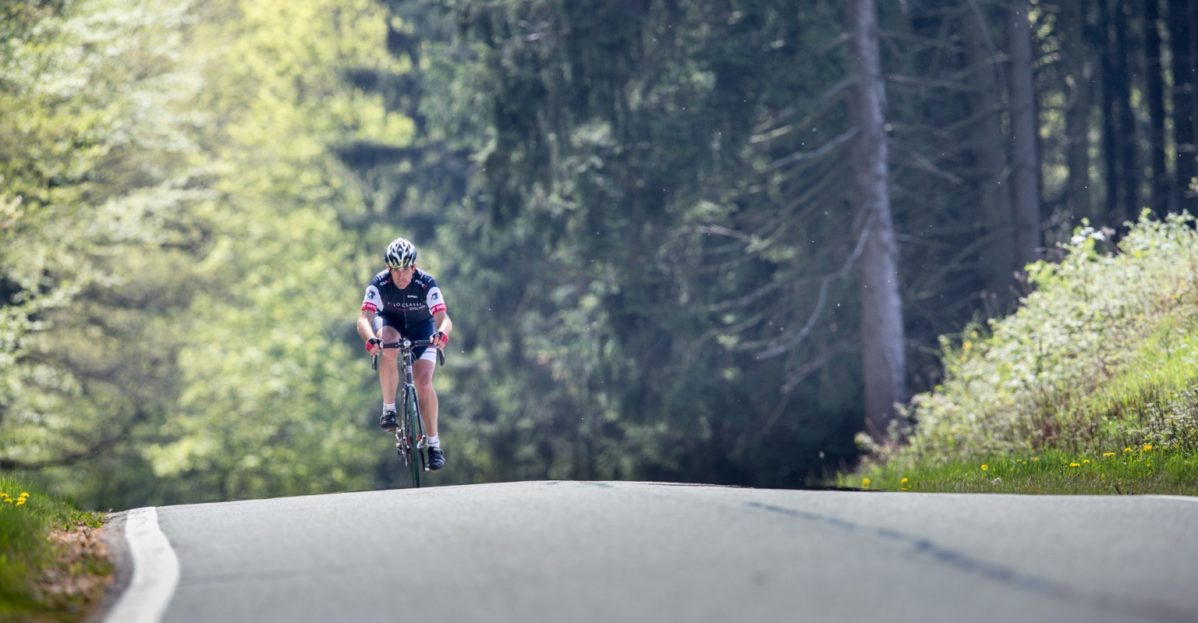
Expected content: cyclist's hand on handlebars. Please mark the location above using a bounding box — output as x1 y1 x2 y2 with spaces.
365 337 383 356
432 331 449 349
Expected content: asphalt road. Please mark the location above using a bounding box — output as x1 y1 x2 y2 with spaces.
114 481 1198 623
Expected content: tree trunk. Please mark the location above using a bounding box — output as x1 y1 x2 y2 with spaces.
964 4 1016 308
1146 0 1170 217
1008 0 1041 265
1175 0 1198 210
1113 1 1139 221
1098 0 1121 222
1061 0 1094 221
846 0 907 445
1192 0 1198 200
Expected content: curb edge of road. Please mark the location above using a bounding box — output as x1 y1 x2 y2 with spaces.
102 507 179 623
86 511 131 623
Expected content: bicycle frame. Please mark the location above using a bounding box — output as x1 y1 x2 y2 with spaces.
371 338 444 487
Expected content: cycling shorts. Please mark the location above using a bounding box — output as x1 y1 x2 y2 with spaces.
373 316 438 363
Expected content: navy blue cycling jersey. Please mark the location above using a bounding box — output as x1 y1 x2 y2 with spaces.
361 269 447 327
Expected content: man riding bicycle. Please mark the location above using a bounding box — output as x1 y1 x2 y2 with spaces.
356 237 453 470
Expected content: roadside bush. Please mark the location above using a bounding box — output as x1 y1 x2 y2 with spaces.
891 212 1198 467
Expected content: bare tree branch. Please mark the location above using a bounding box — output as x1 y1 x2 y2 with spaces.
767 128 858 173
756 211 874 359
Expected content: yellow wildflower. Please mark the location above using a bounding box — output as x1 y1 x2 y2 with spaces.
980 464 989 471
16 499 25 507
862 477 871 489
1142 443 1153 452
1124 447 1132 453
1082 459 1091 465
900 477 909 484
1103 452 1115 458
1069 462 1081 468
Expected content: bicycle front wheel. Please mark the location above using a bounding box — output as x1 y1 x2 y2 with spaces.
403 386 421 488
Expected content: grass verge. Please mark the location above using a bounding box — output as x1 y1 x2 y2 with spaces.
837 446 1198 495
0 476 112 622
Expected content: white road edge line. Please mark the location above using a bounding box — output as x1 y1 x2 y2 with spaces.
1152 495 1198 504
105 507 180 623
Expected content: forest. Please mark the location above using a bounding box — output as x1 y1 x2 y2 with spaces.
1 0 1196 508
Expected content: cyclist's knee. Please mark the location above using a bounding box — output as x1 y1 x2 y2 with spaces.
415 380 436 397
373 327 399 360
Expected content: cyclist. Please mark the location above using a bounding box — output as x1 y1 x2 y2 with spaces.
356 237 453 470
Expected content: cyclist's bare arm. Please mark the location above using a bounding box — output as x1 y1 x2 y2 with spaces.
358 309 381 355
432 310 453 348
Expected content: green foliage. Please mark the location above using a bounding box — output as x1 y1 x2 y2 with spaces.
132 0 410 504
5 0 1184 506
2 0 421 508
881 213 1198 474
0 0 209 487
436 0 862 487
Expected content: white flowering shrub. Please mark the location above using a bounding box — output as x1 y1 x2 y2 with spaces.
898 211 1198 465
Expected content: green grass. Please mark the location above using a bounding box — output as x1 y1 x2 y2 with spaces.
0 475 109 622
838 446 1198 495
1076 315 1198 452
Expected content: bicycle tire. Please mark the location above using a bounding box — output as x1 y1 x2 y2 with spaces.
394 420 415 486
404 385 422 488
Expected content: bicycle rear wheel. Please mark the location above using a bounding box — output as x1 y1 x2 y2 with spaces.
393 428 418 488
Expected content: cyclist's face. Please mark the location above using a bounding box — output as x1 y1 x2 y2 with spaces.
389 265 416 287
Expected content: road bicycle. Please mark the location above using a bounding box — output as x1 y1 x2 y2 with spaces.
372 337 444 488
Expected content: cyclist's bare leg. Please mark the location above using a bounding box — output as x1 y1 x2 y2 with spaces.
377 325 402 406
413 358 438 438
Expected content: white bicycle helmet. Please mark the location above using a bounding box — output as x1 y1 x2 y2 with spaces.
384 237 418 268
